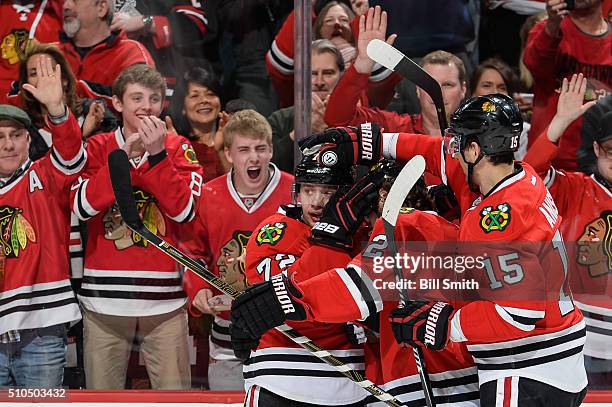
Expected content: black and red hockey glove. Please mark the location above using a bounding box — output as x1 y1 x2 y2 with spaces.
229 324 259 362
427 184 460 221
389 300 454 351
310 164 385 251
299 123 383 168
344 322 368 345
231 274 308 340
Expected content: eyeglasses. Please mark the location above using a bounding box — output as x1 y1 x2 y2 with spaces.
598 142 612 160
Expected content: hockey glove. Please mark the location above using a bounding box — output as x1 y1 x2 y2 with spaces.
427 184 460 221
389 300 454 351
231 274 308 339
229 324 259 362
310 164 385 251
299 124 383 168
344 322 367 345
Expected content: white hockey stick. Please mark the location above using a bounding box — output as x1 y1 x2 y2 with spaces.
108 149 407 407
381 155 437 407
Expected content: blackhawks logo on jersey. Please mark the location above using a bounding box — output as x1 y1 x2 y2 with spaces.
103 189 166 250
181 143 199 164
256 222 286 246
577 210 612 278
399 207 415 214
480 203 511 233
1 29 29 65
217 231 251 291
0 206 36 258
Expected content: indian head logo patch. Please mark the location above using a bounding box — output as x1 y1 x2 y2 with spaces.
256 222 286 246
480 203 511 233
0 206 36 258
103 189 166 249
577 210 612 278
1 29 29 65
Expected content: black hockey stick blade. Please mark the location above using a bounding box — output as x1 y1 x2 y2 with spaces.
379 154 436 407
107 149 406 407
107 148 243 298
367 39 448 131
108 149 143 229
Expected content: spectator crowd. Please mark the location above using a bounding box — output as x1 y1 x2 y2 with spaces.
0 0 610 395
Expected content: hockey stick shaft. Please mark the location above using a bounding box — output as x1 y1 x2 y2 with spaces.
107 149 406 407
380 156 436 407
367 39 448 132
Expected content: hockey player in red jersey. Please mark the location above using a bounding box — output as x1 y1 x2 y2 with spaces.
355 177 479 406
524 73 611 387
0 0 63 103
70 64 202 389
182 109 293 390
232 150 386 406
231 94 588 406
0 55 85 387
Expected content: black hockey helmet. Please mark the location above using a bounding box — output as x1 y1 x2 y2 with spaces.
447 93 522 156
293 145 353 203
294 147 354 186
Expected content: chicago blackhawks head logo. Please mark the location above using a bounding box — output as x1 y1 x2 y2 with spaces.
577 210 612 278
256 222 286 245
217 231 251 291
103 189 166 250
0 206 36 258
480 203 511 233
1 30 29 65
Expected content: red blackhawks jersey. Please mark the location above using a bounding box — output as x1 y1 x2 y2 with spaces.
0 0 63 103
526 134 612 359
0 111 85 334
57 31 154 99
182 165 293 360
266 8 399 109
523 17 612 170
295 133 587 394
242 206 370 405
71 128 203 316
355 211 479 407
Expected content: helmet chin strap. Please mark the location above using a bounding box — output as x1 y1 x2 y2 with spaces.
460 149 484 193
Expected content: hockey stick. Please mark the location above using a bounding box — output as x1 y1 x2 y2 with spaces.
381 155 437 407
367 39 448 132
107 149 407 407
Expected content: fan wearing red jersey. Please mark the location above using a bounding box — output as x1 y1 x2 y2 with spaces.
71 65 202 390
0 0 63 103
0 56 85 387
232 151 386 407
182 109 293 390
524 73 612 387
232 94 588 406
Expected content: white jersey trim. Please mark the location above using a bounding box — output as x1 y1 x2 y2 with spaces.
1 280 81 334
226 164 282 214
244 347 368 405
268 41 293 75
